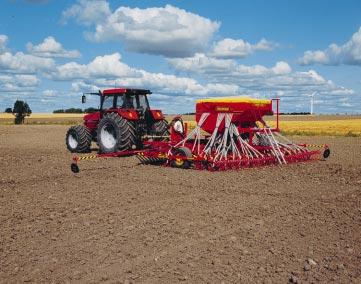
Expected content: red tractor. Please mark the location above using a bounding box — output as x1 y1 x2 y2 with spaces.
65 88 169 153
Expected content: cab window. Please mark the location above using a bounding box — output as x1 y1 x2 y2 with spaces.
102 96 114 109
117 94 135 109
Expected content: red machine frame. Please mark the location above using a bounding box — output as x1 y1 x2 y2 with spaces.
70 98 330 173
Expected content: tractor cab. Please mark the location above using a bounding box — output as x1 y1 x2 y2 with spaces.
100 88 151 113
82 88 159 127
96 89 161 132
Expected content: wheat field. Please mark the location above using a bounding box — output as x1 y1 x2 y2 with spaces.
268 119 361 136
1 113 360 136
0 113 84 119
0 113 84 124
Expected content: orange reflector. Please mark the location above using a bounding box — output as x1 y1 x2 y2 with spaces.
215 106 230 112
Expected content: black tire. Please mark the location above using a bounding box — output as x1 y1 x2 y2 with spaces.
151 119 169 140
170 147 192 169
323 148 330 159
97 113 136 153
66 125 91 153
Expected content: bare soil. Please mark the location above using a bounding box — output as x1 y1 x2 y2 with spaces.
0 125 360 283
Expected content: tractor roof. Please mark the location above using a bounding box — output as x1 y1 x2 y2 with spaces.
102 88 151 96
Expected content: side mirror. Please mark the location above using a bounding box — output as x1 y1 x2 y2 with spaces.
81 95 86 104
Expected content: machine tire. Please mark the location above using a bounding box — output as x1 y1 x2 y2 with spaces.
170 147 192 169
65 125 91 153
151 119 169 139
97 113 136 153
323 148 330 159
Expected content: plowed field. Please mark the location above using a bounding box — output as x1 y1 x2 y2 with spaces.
0 125 360 283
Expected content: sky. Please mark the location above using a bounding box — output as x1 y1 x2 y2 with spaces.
1 0 361 114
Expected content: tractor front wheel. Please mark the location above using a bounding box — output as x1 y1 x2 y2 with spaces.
97 113 136 153
65 125 92 153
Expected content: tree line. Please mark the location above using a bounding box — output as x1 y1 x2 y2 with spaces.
3 101 98 124
53 107 98 114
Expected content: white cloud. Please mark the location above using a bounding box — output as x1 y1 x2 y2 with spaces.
271 61 292 75
0 39 352 114
50 53 138 80
61 0 111 25
168 52 353 100
0 74 39 92
62 2 278 59
0 35 8 53
53 52 240 98
42 89 57 97
70 72 239 98
168 53 291 76
15 74 40 86
0 35 54 75
54 51 354 113
27 36 81 58
253 38 278 51
0 52 54 74
167 53 236 73
210 38 277 59
298 50 329 65
70 79 241 114
0 28 357 114
63 3 220 57
341 102 352 107
235 61 292 76
131 71 239 96
0 35 46 97
299 27 361 65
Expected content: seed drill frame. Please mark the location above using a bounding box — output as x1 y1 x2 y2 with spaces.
70 97 330 173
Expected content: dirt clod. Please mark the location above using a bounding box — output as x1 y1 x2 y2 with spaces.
307 258 317 266
289 275 298 283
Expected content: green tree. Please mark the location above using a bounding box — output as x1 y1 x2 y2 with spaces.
53 109 65 113
5 107 12 113
84 107 98 113
12 100 32 124
65 108 83 113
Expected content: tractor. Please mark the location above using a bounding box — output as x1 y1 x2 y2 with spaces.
65 88 169 153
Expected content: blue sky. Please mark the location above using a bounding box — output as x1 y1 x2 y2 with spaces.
1 0 361 114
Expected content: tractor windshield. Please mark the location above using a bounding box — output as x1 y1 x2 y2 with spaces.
102 96 114 110
116 94 135 109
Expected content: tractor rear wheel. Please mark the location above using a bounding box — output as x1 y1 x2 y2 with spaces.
97 113 136 153
66 125 91 153
151 119 169 139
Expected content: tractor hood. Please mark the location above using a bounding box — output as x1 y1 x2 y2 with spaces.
83 112 100 121
83 111 100 131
